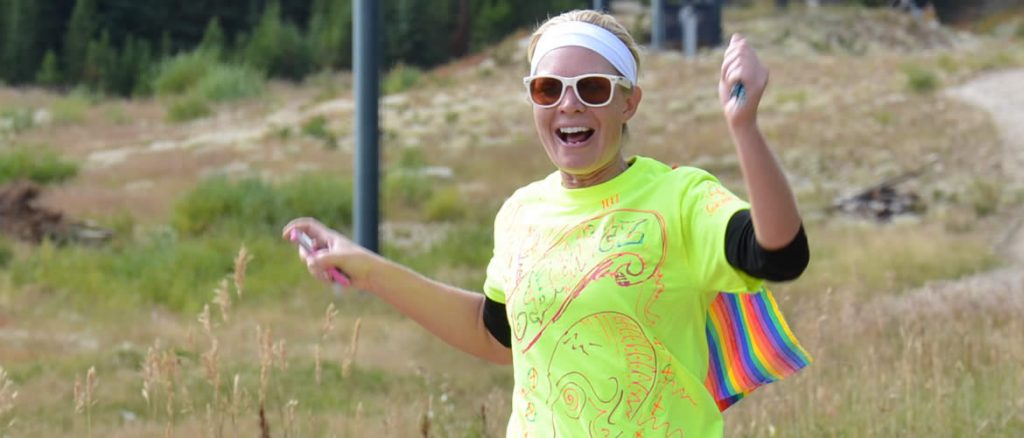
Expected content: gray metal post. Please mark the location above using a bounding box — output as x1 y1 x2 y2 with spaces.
353 0 379 253
651 0 664 50
593 0 608 12
680 5 697 58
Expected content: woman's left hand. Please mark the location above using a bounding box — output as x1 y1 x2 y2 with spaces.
719 33 769 130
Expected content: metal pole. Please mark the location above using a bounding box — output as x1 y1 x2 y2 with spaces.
354 0 379 253
680 5 697 58
651 0 664 50
593 0 608 12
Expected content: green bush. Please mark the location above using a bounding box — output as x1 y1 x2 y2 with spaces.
167 93 212 122
173 174 353 237
153 52 213 96
301 115 337 148
968 179 1001 217
196 64 265 102
0 148 79 185
903 65 938 94
278 173 354 228
385 171 434 207
382 63 422 95
424 187 467 222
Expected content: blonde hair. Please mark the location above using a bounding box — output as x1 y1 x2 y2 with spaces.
526 10 642 77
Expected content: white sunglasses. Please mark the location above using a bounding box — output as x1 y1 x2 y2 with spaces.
522 74 632 108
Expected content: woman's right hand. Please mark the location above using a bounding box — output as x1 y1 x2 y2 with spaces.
282 217 382 290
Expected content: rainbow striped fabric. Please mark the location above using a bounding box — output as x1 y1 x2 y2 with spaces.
704 287 813 411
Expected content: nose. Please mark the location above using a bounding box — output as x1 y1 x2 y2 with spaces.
558 84 585 113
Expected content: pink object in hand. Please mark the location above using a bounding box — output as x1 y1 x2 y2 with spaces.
290 230 352 287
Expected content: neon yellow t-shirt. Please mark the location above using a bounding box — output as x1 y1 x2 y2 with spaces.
484 156 762 437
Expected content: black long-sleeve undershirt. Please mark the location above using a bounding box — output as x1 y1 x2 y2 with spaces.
482 209 809 347
724 209 809 282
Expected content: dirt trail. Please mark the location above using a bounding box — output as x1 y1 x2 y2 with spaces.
947 69 1024 265
862 69 1024 322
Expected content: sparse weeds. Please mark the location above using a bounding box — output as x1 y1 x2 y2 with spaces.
0 107 34 133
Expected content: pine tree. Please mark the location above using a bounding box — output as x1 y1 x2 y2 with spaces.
1 0 42 83
308 0 352 70
36 49 62 86
108 35 152 96
160 31 174 59
198 17 226 58
83 29 116 91
246 1 312 79
63 0 98 84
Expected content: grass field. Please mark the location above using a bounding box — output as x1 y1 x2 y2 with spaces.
1 5 1023 437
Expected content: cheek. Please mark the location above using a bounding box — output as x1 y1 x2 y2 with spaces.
533 110 553 138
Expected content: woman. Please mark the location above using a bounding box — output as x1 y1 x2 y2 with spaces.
284 9 808 436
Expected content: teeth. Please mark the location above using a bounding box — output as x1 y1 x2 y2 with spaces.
559 127 591 134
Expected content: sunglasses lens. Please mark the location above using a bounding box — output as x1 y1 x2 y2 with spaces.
576 76 613 106
529 77 564 106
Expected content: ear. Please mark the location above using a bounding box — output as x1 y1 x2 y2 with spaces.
622 85 643 122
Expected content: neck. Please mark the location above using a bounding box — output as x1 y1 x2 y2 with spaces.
560 155 629 189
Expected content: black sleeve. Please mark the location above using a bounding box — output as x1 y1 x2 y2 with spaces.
482 297 512 348
724 209 809 282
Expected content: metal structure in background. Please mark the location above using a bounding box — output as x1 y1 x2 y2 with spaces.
664 0 723 53
651 0 665 50
593 0 608 12
353 0 380 253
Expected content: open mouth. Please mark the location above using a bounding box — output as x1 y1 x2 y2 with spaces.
557 126 595 145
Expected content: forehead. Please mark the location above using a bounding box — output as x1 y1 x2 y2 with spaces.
533 46 620 77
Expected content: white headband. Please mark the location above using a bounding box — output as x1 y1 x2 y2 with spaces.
530 21 638 86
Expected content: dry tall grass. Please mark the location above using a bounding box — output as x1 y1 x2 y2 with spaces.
0 366 18 433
